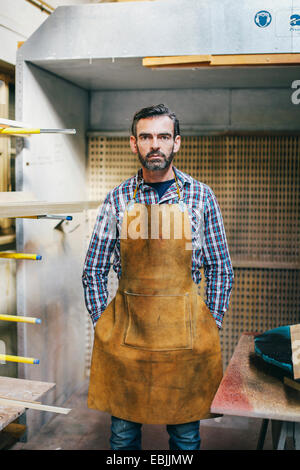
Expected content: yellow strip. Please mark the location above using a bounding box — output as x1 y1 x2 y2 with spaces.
0 128 41 135
0 314 41 324
0 354 39 364
0 253 41 260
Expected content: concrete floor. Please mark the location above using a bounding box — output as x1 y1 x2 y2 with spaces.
4 380 282 451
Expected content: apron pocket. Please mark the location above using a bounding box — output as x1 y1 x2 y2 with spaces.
123 291 192 351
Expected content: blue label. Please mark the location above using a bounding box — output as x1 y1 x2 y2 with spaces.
290 14 300 27
254 10 272 28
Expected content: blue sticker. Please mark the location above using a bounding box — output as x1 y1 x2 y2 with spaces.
254 10 272 28
290 14 300 31
290 14 300 27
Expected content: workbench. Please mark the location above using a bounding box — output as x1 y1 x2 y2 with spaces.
0 376 55 432
211 333 300 450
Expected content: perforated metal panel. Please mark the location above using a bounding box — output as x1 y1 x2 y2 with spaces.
87 135 139 294
84 137 140 374
86 135 300 370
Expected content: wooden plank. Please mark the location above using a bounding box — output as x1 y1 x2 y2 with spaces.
0 376 55 431
0 394 41 405
143 53 300 68
0 377 55 401
212 53 300 66
291 324 300 380
0 397 71 415
143 55 212 68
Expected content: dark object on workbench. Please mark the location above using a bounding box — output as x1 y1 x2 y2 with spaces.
254 326 293 377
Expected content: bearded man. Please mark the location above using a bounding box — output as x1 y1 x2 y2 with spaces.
82 104 234 450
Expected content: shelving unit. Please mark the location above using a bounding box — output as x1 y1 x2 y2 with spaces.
0 117 101 438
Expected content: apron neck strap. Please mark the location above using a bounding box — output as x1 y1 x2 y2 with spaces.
173 169 181 202
127 168 185 212
132 168 181 202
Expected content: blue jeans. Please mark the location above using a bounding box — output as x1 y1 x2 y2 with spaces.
110 416 201 450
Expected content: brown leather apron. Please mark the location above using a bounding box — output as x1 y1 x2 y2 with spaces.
88 199 223 424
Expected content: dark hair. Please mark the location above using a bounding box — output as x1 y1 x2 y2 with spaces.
131 104 180 138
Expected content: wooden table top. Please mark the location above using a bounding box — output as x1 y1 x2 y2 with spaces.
211 333 300 422
0 376 55 431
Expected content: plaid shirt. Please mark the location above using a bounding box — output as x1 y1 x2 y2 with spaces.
82 166 234 329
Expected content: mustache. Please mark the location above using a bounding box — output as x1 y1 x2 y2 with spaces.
146 150 166 159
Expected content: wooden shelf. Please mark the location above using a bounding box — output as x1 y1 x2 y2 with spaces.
0 200 102 218
143 53 300 69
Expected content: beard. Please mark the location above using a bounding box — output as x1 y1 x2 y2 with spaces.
137 146 175 171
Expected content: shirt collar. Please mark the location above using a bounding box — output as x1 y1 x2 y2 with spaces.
135 165 191 191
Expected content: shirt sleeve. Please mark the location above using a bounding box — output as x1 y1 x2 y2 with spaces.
82 193 117 327
202 188 234 329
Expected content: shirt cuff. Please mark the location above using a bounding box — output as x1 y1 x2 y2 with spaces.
211 315 223 330
91 312 102 327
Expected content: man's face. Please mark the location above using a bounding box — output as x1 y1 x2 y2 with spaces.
130 115 181 171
